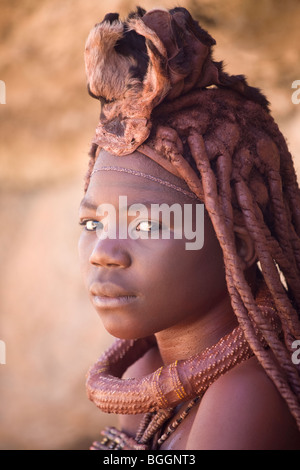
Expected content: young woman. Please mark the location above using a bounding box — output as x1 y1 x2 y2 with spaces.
78 7 300 450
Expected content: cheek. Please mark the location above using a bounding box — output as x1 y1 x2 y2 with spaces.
190 229 228 300
141 241 199 306
155 235 227 310
78 232 92 285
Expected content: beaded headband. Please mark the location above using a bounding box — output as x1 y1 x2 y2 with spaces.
90 166 199 200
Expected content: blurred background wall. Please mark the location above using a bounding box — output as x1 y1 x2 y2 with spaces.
0 0 299 449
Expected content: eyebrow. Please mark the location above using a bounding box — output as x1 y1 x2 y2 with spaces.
79 197 184 212
79 198 98 211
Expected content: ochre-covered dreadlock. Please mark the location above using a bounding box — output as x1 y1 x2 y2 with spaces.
148 88 300 427
84 7 300 430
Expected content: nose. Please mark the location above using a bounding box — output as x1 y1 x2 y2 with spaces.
89 238 132 268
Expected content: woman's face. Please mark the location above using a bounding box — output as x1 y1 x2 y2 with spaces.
78 150 229 340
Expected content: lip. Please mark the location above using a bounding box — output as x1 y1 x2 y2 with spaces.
90 282 138 308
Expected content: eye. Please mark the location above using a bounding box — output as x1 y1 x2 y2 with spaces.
135 220 161 232
79 220 103 232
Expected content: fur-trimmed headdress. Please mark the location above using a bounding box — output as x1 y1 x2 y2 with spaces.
84 6 269 156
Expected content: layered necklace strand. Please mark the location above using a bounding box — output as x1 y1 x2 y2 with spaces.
135 396 202 448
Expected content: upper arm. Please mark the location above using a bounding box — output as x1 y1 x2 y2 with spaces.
186 358 300 450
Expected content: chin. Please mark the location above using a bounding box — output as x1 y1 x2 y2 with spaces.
101 320 157 341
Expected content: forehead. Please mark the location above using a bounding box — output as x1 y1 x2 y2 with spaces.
95 149 190 185
84 149 198 203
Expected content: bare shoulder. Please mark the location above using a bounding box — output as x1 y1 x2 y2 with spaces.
122 344 163 380
118 345 163 437
187 356 300 450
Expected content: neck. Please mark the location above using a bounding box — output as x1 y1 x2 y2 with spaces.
155 293 238 365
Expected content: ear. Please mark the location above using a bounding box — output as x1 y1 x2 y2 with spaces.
233 225 257 270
